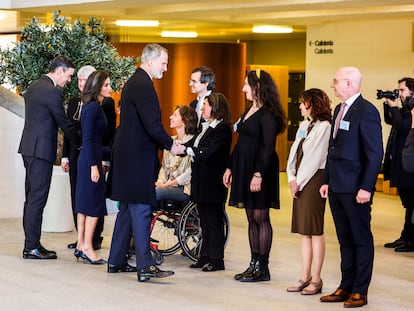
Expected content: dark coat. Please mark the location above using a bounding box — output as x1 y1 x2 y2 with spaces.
18 75 80 163
382 103 414 187
107 68 173 206
323 95 383 193
190 121 232 204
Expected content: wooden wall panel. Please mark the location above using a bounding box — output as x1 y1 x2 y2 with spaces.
112 42 247 139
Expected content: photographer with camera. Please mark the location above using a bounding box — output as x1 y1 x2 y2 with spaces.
382 77 414 252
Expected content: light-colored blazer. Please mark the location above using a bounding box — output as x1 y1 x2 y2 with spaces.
157 134 193 196
286 119 331 191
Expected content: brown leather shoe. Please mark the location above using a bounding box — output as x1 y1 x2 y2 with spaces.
344 293 367 308
320 289 351 302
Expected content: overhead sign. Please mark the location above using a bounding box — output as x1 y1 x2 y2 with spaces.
309 40 334 54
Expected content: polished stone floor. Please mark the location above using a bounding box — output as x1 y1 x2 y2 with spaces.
0 174 413 311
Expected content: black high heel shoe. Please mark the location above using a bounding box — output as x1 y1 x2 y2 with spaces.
81 252 107 265
74 249 83 262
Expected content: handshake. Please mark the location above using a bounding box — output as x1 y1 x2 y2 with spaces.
170 140 187 156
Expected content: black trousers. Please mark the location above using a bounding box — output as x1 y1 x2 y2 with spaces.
396 187 414 243
328 189 374 295
22 155 53 250
197 202 225 261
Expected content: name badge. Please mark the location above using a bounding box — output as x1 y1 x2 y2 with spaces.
339 120 350 131
233 118 241 132
298 129 307 139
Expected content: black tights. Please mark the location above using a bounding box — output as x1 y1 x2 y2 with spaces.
245 208 273 261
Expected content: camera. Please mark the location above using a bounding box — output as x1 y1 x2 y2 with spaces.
377 89 399 101
403 95 414 110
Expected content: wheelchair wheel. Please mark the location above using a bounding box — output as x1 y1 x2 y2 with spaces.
177 202 230 262
151 249 164 265
150 211 181 256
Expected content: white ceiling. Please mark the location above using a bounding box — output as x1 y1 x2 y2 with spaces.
2 0 414 41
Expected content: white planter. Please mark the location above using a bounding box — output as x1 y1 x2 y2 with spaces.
41 165 74 232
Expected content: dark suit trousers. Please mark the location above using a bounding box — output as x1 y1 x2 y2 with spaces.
22 155 53 250
396 187 414 242
108 202 155 269
328 190 374 295
197 203 225 260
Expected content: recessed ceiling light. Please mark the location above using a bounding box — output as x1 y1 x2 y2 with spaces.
252 25 293 34
161 31 198 38
115 20 159 27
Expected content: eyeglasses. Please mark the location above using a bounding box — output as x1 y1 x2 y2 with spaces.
189 79 200 84
332 78 349 84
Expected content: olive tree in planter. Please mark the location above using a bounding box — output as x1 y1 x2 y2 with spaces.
0 10 138 98
0 10 138 163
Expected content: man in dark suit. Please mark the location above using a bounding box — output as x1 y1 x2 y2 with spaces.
189 66 216 124
19 56 80 260
319 67 383 308
107 43 184 281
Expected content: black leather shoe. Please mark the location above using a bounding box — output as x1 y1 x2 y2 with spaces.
108 263 137 273
394 241 414 252
23 247 57 259
189 256 209 269
137 265 174 282
39 245 56 255
384 238 406 248
239 262 270 282
202 260 225 272
67 241 77 249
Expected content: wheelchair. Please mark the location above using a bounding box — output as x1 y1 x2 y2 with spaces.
150 200 230 264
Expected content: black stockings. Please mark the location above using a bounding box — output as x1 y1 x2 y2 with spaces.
245 208 273 261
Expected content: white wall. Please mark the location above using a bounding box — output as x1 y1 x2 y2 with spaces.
305 18 414 148
0 106 24 217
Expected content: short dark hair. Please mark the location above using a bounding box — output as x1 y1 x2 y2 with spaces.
80 70 110 104
192 66 216 91
175 105 198 135
48 56 75 73
398 77 414 92
205 93 231 123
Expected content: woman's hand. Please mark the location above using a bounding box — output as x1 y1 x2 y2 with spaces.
223 168 232 188
289 180 300 198
250 172 262 192
91 165 100 183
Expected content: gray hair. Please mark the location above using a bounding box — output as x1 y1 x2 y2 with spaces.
77 65 96 78
141 43 168 64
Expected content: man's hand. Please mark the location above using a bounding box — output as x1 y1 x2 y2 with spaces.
356 189 371 204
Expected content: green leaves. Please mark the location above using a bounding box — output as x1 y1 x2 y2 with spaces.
0 10 138 99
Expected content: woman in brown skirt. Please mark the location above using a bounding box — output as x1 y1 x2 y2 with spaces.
286 88 332 295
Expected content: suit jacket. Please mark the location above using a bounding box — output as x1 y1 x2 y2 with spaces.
62 96 116 163
107 68 173 206
18 75 80 163
190 98 197 110
190 121 232 204
323 95 383 193
382 103 414 186
402 128 414 172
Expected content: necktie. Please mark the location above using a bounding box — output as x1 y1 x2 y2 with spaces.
333 102 346 139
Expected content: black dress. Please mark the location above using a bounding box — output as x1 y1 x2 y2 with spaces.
75 101 108 217
229 107 281 209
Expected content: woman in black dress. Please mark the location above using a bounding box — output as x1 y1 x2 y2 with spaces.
75 70 112 264
223 69 287 282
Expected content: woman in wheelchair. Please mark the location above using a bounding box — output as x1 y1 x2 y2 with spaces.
155 105 198 207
